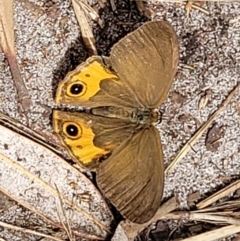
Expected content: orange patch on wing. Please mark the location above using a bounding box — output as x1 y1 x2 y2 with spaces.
55 60 118 104
53 111 109 167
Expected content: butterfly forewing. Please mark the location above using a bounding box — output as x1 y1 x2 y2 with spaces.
55 56 143 108
110 21 179 108
97 127 164 223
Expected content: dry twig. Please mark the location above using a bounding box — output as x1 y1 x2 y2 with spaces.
0 221 64 241
166 83 240 173
0 0 31 115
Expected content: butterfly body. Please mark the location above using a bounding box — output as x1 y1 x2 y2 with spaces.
53 21 179 224
91 106 159 126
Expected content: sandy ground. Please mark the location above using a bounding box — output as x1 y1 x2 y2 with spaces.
0 0 239 240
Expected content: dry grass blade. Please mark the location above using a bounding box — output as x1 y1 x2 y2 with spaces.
71 0 97 55
185 1 210 16
136 1 154 19
159 210 240 240
162 209 240 224
229 16 240 24
0 112 62 155
149 0 240 2
121 196 179 241
197 180 240 209
194 200 240 213
160 181 240 239
147 196 179 225
0 1 14 53
179 225 240 241
185 0 194 16
79 0 104 27
55 185 74 241
191 5 210 15
109 0 117 11
0 221 64 241
0 0 31 114
179 63 196 70
166 83 240 173
189 212 240 225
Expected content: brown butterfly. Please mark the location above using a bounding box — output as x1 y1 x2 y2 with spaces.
53 21 179 223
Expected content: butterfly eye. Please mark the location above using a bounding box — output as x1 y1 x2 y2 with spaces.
63 122 82 139
67 82 87 97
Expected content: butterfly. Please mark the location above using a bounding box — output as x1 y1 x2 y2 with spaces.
53 21 179 224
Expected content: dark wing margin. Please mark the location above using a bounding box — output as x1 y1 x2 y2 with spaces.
97 126 164 223
110 21 179 108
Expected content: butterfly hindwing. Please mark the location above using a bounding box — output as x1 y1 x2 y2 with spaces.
53 110 138 168
97 126 164 223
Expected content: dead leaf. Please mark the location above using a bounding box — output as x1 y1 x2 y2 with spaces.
187 192 201 207
169 92 186 115
111 225 128 241
205 124 225 152
71 0 99 55
178 113 192 122
0 124 115 240
171 92 186 107
199 89 211 109
136 1 154 19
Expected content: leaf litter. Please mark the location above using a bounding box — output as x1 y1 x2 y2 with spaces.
0 0 240 240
